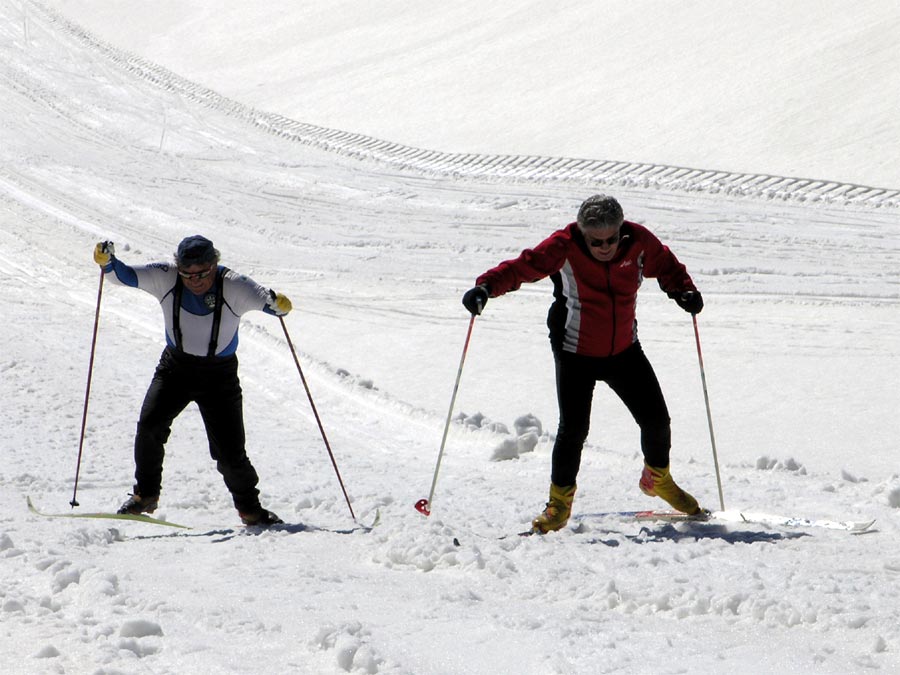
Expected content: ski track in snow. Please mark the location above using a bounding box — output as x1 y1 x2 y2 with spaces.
2 3 900 674
24 2 900 209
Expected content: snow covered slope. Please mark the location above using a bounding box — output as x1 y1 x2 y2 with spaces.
1 3 899 674
43 0 900 189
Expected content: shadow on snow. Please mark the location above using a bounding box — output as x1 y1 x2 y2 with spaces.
579 522 809 547
129 521 372 543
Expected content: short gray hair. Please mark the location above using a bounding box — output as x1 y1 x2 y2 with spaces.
577 195 624 229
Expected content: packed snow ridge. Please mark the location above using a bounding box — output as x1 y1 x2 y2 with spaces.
34 0 900 210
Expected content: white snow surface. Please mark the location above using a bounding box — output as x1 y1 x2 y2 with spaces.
38 0 900 190
2 2 900 674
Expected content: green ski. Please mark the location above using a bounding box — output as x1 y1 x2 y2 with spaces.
27 496 191 529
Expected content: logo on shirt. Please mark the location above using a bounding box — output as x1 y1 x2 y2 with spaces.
203 292 217 309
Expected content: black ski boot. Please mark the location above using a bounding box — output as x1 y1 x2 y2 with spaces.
239 508 284 527
117 493 159 515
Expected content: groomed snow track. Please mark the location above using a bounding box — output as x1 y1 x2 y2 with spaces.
33 1 900 210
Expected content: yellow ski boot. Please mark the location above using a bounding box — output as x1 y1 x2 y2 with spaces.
531 483 577 533
639 464 701 515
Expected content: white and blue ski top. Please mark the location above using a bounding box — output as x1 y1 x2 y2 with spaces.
103 258 276 357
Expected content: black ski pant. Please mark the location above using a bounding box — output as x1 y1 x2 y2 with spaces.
550 341 671 487
132 347 261 513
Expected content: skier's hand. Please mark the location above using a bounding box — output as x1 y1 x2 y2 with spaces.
268 290 292 316
671 290 703 315
462 285 489 315
94 241 115 266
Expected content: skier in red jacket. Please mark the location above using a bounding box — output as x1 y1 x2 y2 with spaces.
462 194 705 533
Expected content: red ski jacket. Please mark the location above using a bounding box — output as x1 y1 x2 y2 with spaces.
476 221 697 357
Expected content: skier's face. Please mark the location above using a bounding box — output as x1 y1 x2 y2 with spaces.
178 263 216 295
583 226 621 262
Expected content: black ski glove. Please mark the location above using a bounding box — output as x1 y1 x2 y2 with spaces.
462 285 490 315
669 290 704 315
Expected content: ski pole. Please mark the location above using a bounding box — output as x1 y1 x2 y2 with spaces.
692 314 725 511
70 268 105 507
278 315 356 521
415 313 476 516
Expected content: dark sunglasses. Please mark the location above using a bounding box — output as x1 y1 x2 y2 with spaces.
585 231 621 248
178 266 214 281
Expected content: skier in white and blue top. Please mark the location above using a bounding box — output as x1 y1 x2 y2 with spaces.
94 235 292 526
